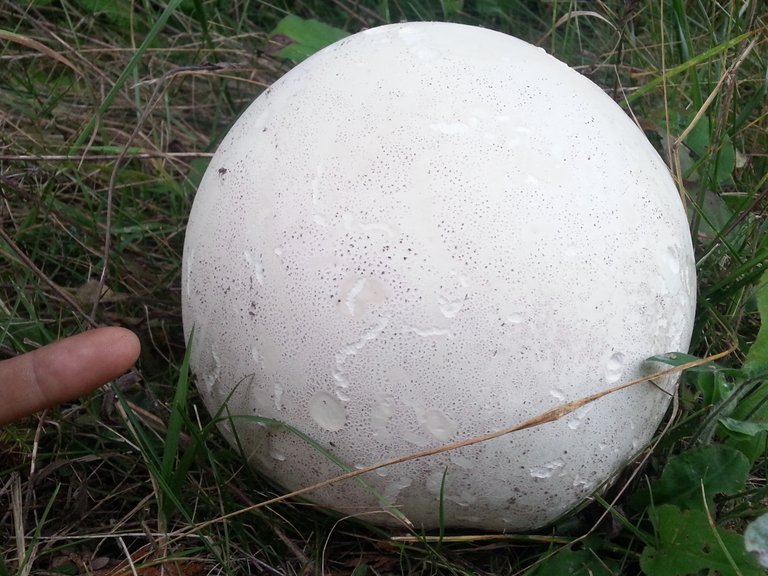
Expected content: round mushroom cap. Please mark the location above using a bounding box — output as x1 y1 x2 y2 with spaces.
182 22 696 531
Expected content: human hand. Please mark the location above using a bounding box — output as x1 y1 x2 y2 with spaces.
0 327 140 426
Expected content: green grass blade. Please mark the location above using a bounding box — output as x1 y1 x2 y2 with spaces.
70 0 186 150
161 328 194 487
234 414 410 525
437 466 448 548
744 271 768 374
671 0 704 109
624 31 753 106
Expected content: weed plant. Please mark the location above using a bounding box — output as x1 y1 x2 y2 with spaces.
1 1 766 574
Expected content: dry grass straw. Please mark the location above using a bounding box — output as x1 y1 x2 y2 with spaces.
172 348 735 539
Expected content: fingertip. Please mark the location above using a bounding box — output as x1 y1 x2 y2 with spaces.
98 326 142 370
0 326 142 426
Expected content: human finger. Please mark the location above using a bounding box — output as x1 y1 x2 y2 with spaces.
0 327 140 426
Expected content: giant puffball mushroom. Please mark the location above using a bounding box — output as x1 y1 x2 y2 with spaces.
182 22 696 530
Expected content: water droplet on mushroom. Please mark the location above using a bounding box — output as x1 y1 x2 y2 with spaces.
273 381 285 410
423 408 458 441
402 429 430 447
414 46 436 60
269 447 286 461
605 351 626 383
658 245 683 294
572 475 594 490
506 313 523 325
529 459 565 479
431 122 468 134
184 249 195 298
663 245 680 275
438 295 464 318
549 388 566 402
425 470 447 495
371 394 395 439
383 476 412 502
337 276 392 318
311 163 324 205
333 318 389 397
344 277 368 316
201 348 221 393
450 490 477 507
567 404 594 430
450 455 474 469
342 212 394 237
243 250 265 286
405 325 453 338
309 391 346 431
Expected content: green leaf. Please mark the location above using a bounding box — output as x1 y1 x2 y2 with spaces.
534 548 619 575
351 565 369 576
640 505 763 576
689 367 734 405
744 270 768 375
745 513 768 568
690 189 735 241
270 15 349 61
76 0 133 26
644 445 749 510
184 157 210 193
684 116 736 185
719 417 768 437
647 352 702 366
647 352 736 405
441 0 464 17
724 272 768 462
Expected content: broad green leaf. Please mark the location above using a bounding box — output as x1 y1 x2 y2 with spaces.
184 157 210 193
270 15 349 61
646 352 737 404
745 513 768 568
534 548 619 575
724 272 768 462
721 418 768 466
690 368 734 405
640 505 762 576
691 189 735 242
719 417 768 437
643 445 749 510
744 270 768 374
684 116 736 185
647 352 702 366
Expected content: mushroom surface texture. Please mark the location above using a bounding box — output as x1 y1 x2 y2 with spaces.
182 22 696 531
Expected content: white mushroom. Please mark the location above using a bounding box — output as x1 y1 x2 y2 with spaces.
182 22 696 530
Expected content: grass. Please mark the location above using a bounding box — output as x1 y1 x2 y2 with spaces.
1 0 767 574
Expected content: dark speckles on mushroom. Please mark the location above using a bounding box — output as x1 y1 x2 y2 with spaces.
181 22 696 533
